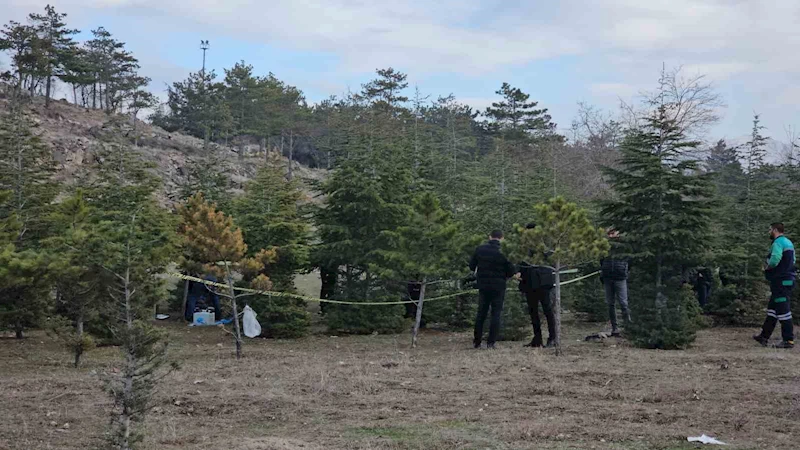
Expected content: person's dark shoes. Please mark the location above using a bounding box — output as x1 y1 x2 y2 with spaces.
752 334 769 347
544 338 555 348
524 337 543 348
611 329 622 338
771 340 795 349
487 343 497 350
473 340 482 349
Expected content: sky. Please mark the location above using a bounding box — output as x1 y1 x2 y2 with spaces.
4 0 800 146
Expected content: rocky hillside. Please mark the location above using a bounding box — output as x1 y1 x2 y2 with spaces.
2 96 325 205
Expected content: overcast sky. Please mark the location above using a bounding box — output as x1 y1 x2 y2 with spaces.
4 0 800 145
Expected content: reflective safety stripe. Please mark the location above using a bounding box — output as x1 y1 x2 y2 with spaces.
767 309 778 317
778 313 793 320
783 280 795 286
774 297 788 303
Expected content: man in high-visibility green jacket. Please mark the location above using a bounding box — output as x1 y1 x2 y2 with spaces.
754 223 795 349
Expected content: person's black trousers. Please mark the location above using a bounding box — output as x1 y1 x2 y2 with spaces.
474 288 505 345
525 288 555 345
759 279 795 342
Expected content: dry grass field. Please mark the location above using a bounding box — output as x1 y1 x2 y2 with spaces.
2 316 799 450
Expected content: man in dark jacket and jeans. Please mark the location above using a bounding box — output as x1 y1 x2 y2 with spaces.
600 230 630 336
470 230 517 349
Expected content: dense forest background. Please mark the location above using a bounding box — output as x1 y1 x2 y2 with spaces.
3 5 800 353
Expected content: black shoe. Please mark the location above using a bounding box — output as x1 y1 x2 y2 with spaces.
771 340 795 349
753 334 769 347
473 341 482 349
524 338 543 348
611 331 622 338
487 343 497 350
544 339 555 348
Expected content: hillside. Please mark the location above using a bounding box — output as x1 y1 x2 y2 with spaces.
1 95 325 205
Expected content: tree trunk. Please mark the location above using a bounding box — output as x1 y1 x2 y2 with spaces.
288 130 294 181
121 266 135 450
224 263 243 359
411 280 426 348
14 319 24 339
181 279 190 322
74 308 84 368
553 261 562 356
45 76 52 108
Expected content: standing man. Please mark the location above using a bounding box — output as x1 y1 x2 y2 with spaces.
470 230 516 349
754 223 795 349
600 229 630 337
519 223 556 348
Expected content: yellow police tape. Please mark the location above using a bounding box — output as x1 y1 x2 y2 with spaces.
168 270 600 306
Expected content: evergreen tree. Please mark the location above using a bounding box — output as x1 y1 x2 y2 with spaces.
177 153 231 210
601 103 715 349
178 193 274 358
231 165 311 338
153 70 232 144
512 196 609 353
99 204 175 450
44 192 101 367
479 83 563 230
0 94 57 338
0 20 38 95
27 5 79 108
315 157 411 334
704 136 772 324
232 165 310 289
484 82 558 141
372 192 461 347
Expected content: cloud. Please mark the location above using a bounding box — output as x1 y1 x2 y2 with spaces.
4 0 799 138
589 83 641 99
7 0 799 78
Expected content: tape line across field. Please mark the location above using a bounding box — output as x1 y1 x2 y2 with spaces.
168 270 600 306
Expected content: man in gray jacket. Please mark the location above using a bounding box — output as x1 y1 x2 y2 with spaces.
600 230 630 336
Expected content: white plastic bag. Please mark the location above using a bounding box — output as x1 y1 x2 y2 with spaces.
242 305 262 338
688 435 727 445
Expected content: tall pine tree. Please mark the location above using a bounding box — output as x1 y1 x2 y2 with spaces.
601 101 714 349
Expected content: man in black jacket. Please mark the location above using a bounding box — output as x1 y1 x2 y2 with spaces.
600 230 630 336
470 230 517 349
518 223 556 348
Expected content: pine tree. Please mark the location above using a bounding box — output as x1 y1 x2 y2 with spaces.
704 137 771 324
155 70 233 145
0 20 38 95
601 103 715 349
479 83 563 231
231 165 311 338
44 192 101 367
739 115 780 283
232 165 310 289
27 5 79 108
372 192 461 347
178 193 273 358
0 94 57 338
99 204 176 450
484 83 558 141
512 196 609 353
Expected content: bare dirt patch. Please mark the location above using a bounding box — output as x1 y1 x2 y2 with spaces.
1 318 799 449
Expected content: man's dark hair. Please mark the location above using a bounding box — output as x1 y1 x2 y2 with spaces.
525 222 536 229
771 222 785 233
489 230 504 240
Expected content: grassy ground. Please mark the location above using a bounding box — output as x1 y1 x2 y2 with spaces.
2 317 799 450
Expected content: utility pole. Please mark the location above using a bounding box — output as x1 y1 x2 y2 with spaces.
200 40 210 149
200 40 210 76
